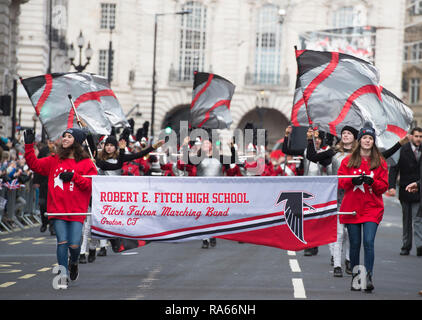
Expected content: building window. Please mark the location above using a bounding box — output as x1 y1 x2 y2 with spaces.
404 44 409 62
410 78 420 104
98 49 114 82
178 1 207 81
100 3 116 29
332 6 362 28
254 4 282 85
410 0 422 15
405 41 422 62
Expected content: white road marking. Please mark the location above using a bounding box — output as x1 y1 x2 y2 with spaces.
37 267 51 272
19 274 36 279
0 282 16 288
121 252 139 255
289 259 301 272
292 278 307 298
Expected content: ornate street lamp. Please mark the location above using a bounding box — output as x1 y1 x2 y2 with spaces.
68 30 93 72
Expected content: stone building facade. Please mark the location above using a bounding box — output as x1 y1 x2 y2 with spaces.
16 0 406 147
403 0 422 126
16 0 69 138
0 0 29 138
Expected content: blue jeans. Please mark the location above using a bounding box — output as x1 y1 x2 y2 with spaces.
53 219 83 274
346 222 378 274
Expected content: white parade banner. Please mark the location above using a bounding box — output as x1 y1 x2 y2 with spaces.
90 176 339 251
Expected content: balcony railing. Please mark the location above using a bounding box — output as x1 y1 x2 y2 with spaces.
244 71 289 88
168 68 195 87
168 68 290 89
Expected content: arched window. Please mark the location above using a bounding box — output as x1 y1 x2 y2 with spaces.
178 1 207 81
254 4 283 85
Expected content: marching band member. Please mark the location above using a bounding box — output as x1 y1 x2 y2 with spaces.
24 128 97 288
337 125 389 293
307 125 358 277
283 125 331 256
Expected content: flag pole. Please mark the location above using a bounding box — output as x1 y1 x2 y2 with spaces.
46 213 92 216
67 94 95 161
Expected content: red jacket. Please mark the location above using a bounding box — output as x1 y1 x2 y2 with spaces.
338 155 388 225
25 144 97 223
223 164 242 176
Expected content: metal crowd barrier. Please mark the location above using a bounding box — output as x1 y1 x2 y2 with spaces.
0 178 41 234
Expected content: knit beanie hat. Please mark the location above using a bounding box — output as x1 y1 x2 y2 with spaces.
341 125 359 140
62 127 87 145
104 135 118 148
357 123 376 142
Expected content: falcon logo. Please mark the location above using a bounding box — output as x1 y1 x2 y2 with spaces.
277 191 316 244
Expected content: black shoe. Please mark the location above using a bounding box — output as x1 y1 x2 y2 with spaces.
79 254 87 264
210 238 217 247
312 247 319 255
40 224 47 233
49 224 56 236
400 249 410 255
88 249 96 263
60 277 69 289
345 259 352 275
333 267 343 277
201 240 209 249
364 272 374 293
304 249 313 256
417 247 422 257
98 247 107 256
351 273 361 291
69 262 79 281
109 238 121 253
56 269 69 289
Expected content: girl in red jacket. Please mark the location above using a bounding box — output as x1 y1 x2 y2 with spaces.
24 128 97 288
337 125 388 293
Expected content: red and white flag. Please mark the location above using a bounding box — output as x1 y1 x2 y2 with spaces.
21 72 129 140
292 49 413 149
294 49 383 136
189 72 235 129
90 176 338 251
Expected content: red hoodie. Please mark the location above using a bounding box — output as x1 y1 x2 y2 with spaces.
338 155 388 225
25 144 97 223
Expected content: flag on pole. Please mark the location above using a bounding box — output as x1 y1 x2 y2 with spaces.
294 49 383 137
21 72 129 140
377 87 413 164
189 72 235 129
292 49 413 155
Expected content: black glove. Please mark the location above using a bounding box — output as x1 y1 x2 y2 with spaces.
59 172 74 182
363 175 374 185
24 129 35 144
352 174 364 186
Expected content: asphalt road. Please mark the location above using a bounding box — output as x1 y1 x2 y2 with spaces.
0 195 421 308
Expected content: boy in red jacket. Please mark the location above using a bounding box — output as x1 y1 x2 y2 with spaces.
24 128 97 288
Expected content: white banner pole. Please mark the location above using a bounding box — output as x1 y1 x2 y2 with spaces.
46 213 92 216
45 211 356 216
